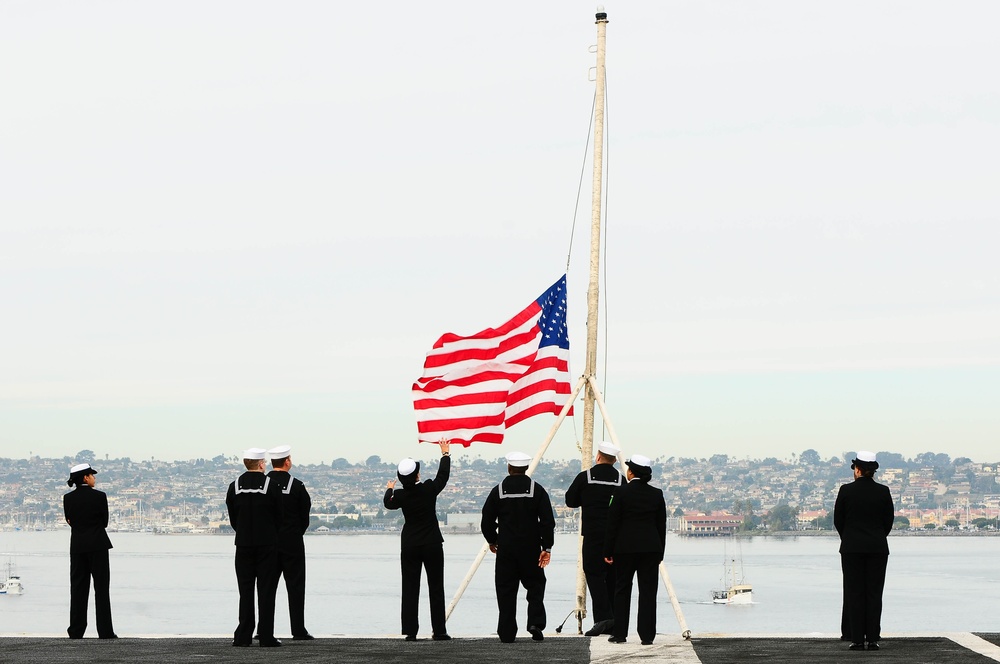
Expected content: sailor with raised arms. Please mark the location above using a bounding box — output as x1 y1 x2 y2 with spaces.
383 438 452 641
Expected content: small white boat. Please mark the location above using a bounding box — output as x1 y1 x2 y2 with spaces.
711 544 752 605
712 582 752 605
1 560 24 595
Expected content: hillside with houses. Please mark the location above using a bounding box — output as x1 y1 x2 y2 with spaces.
2 450 998 535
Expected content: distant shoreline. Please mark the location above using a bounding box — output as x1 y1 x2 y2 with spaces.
727 529 1000 538
4 528 997 538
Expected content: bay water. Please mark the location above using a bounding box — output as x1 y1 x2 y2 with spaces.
2 531 998 637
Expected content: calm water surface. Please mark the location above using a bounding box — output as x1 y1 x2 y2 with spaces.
2 531 998 636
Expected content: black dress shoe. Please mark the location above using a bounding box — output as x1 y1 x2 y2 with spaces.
292 633 315 640
603 620 616 635
527 625 544 641
868 642 880 650
259 638 282 647
99 634 119 640
641 640 653 645
232 641 251 647
432 634 452 641
849 642 866 650
608 636 627 644
404 635 417 641
584 621 605 637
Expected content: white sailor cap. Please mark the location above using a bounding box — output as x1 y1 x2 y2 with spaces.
505 451 531 468
70 463 95 475
268 445 292 458
397 458 418 477
628 454 652 468
852 450 879 470
597 441 620 457
242 448 267 460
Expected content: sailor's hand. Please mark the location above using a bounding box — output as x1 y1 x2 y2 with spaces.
387 480 396 489
439 438 451 455
604 556 614 565
489 543 498 554
538 551 551 568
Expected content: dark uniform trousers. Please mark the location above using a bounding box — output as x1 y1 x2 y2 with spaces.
276 549 307 636
495 546 546 642
582 537 615 623
235 545 279 645
68 549 114 638
842 552 888 643
612 552 659 643
400 542 446 637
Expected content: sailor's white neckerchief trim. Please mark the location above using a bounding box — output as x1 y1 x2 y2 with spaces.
499 478 535 499
587 468 623 486
235 476 271 495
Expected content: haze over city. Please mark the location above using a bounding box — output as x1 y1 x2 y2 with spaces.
2 1 998 466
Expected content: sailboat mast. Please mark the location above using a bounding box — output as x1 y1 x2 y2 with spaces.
582 8 609 472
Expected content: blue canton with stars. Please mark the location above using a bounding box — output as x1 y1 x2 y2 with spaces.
535 275 569 350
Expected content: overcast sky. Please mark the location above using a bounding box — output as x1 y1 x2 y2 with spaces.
2 1 998 467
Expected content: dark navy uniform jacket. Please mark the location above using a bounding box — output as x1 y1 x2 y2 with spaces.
64 486 114 553
267 470 311 554
481 474 555 551
603 478 666 559
226 471 283 547
565 463 622 538
383 456 450 548
834 476 893 554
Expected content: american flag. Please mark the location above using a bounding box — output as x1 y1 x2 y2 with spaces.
412 275 574 446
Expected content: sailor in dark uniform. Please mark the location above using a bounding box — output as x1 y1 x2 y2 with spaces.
481 451 554 643
383 438 452 641
226 448 283 647
603 454 666 645
834 451 894 651
266 444 313 640
565 440 623 636
63 462 117 639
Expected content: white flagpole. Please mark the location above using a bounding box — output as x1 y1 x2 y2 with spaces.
659 562 692 639
445 543 490 621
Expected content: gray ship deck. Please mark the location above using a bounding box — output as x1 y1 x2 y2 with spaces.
3 634 1000 663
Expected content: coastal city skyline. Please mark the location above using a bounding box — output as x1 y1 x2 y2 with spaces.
3 2 998 467
4 449 998 536
15 446 1000 469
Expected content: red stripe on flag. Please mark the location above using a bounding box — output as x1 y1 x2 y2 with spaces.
421 329 541 370
431 302 541 349
414 368 526 391
413 391 513 410
505 400 569 428
417 413 506 434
